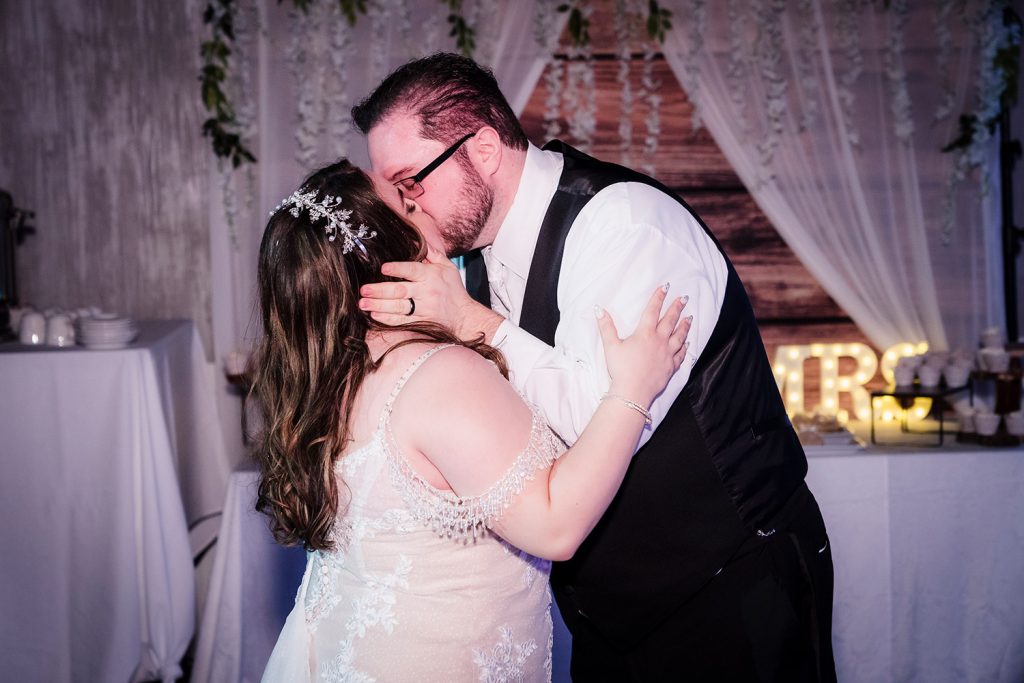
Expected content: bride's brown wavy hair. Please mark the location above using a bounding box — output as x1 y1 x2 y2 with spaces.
248 159 506 551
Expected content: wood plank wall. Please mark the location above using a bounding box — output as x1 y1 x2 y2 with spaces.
518 13 887 413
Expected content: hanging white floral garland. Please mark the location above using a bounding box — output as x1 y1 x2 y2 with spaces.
835 0 865 150
420 2 445 55
884 0 915 145
968 1 1016 167
542 53 564 141
932 0 957 124
327 4 355 160
473 0 500 69
753 0 787 182
283 0 535 172
794 0 820 132
390 0 414 55
533 0 564 141
367 0 391 87
219 0 259 250
680 0 706 133
942 0 1020 243
725 0 751 135
640 40 661 176
286 4 325 170
564 8 597 153
203 0 686 258
613 0 635 167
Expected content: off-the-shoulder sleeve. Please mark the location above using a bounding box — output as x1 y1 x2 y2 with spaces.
385 400 566 541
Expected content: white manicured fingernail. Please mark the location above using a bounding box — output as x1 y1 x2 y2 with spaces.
682 295 690 304
685 315 693 324
594 305 605 319
661 282 670 293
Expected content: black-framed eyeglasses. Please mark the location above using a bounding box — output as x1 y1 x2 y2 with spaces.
393 132 475 199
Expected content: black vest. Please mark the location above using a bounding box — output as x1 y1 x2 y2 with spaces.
473 142 809 647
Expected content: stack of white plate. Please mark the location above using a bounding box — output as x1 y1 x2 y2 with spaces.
75 314 139 349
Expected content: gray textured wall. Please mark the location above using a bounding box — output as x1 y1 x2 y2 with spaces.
0 0 214 357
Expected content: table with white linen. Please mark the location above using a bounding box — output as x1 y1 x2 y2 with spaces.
191 468 308 683
804 441 1024 683
196 441 1024 683
0 319 230 682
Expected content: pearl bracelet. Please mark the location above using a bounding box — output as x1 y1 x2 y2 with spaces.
602 393 653 427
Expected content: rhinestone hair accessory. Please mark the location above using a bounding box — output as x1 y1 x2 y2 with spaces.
271 189 377 256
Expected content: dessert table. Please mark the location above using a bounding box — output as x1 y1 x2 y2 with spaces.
804 437 1024 683
0 319 230 682
194 434 1024 683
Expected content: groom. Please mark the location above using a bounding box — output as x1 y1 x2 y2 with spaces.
354 53 836 682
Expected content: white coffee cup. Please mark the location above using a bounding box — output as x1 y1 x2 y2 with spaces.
1005 412 1024 436
975 412 1001 436
957 407 976 433
8 306 30 332
980 327 1004 349
902 355 924 370
45 314 73 347
990 354 1011 373
951 348 974 366
980 348 1010 373
943 365 971 388
893 367 915 386
18 311 46 345
918 365 941 388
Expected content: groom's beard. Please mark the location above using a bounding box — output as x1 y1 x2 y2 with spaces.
443 165 494 257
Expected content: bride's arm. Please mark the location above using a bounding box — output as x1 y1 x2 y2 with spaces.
394 287 689 560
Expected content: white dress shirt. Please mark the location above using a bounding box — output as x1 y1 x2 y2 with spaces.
486 143 728 449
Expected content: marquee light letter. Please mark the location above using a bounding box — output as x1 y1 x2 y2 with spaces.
774 341 927 421
773 345 813 416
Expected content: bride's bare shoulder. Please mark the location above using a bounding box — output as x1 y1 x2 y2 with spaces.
367 335 499 394
404 343 501 389
384 341 523 448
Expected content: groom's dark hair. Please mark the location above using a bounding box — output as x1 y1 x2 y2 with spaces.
352 52 528 151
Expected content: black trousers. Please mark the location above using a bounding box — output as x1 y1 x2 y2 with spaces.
565 489 837 683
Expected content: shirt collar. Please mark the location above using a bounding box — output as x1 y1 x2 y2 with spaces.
490 143 564 281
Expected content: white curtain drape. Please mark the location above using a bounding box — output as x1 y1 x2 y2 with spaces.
206 0 565 461
661 0 1004 351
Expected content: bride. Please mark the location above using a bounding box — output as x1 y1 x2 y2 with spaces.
251 159 690 682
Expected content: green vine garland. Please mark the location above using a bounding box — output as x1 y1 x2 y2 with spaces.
198 0 486 166
199 0 672 167
942 6 1021 154
200 1 255 167
201 1 1017 167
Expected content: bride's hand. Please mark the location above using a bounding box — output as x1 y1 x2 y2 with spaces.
596 285 690 409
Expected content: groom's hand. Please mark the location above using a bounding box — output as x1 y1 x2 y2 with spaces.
358 244 504 342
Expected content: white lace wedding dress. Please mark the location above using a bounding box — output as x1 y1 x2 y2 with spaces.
262 345 565 682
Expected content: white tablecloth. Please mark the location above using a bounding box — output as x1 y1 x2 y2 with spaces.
196 443 1024 683
191 469 307 683
0 320 230 682
804 443 1024 683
